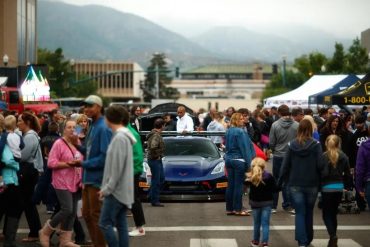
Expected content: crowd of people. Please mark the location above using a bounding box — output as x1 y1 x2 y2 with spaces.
0 98 369 247
200 104 370 247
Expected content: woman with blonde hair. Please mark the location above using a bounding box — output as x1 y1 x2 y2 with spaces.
321 135 351 247
247 157 276 247
76 114 89 143
278 119 324 247
302 115 320 141
224 112 255 216
39 119 83 247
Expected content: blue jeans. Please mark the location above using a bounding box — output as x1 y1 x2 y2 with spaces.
98 195 128 247
290 186 318 246
272 156 291 209
252 206 271 243
225 159 246 212
148 159 165 204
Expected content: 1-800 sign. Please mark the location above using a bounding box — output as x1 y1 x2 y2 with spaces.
343 96 370 104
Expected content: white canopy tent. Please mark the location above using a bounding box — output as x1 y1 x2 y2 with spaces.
263 75 348 108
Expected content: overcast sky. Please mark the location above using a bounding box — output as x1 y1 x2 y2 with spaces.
52 0 370 38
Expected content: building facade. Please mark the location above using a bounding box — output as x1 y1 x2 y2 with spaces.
72 61 145 101
0 0 37 66
361 28 370 53
172 64 272 100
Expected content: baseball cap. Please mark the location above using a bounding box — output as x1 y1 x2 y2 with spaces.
84 95 103 107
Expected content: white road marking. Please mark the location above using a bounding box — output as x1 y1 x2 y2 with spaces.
190 239 238 247
139 225 370 232
311 239 362 247
189 238 362 247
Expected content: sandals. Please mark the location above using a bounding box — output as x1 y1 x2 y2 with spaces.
234 210 251 216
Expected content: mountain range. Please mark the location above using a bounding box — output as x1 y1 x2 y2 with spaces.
38 0 353 68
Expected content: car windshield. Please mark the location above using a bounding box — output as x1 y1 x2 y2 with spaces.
164 138 220 159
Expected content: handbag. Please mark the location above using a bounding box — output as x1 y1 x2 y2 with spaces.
260 134 269 145
252 142 267 161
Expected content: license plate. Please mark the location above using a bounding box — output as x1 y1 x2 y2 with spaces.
216 182 228 188
139 182 150 188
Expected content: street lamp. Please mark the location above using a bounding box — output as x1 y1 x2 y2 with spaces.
321 65 326 74
3 54 9 66
152 52 160 99
282 55 287 88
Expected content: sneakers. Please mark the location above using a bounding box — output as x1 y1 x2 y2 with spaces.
129 228 145 237
284 207 295 215
250 240 259 247
262 243 269 247
289 209 296 215
271 209 277 214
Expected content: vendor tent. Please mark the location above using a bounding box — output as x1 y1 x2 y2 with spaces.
264 75 347 108
308 74 360 105
328 73 370 105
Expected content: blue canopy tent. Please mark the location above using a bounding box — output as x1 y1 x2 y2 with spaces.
329 72 370 105
308 74 360 105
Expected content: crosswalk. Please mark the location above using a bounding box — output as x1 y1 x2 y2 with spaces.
190 238 362 247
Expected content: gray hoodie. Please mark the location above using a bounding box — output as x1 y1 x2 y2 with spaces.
101 127 136 208
269 117 298 157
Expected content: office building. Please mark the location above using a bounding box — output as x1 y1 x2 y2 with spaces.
0 0 37 67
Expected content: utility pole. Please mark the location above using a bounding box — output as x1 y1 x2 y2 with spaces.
282 55 287 88
155 63 159 99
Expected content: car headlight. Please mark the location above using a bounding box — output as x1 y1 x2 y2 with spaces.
211 161 225 175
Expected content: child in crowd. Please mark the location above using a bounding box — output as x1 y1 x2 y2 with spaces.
2 115 24 162
246 157 277 247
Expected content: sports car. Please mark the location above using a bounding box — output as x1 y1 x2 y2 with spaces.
138 136 227 201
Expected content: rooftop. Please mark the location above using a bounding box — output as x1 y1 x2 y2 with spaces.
183 64 273 74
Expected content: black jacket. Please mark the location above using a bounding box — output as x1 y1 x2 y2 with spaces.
278 138 324 187
248 171 277 208
321 151 352 190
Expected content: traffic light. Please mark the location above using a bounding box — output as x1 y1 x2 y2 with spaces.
139 80 145 89
175 67 180 78
272 64 278 74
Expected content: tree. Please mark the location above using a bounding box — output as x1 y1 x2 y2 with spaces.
38 48 71 97
345 37 369 74
326 42 346 73
144 53 179 102
294 52 327 77
262 71 306 100
38 48 98 97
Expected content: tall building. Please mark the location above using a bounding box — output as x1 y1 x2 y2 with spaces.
0 0 37 67
72 61 145 101
361 28 370 53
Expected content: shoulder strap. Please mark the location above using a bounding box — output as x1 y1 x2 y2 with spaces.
60 138 75 157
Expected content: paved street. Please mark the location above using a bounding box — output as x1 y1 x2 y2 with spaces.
6 161 370 247
8 194 370 247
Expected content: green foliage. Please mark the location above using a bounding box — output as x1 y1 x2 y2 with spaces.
38 47 98 97
294 52 327 77
262 71 306 99
345 37 369 74
144 53 179 101
326 43 346 73
264 37 370 101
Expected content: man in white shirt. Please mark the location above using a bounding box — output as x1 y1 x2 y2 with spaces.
176 106 194 134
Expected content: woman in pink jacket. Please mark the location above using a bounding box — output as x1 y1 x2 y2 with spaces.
39 119 83 247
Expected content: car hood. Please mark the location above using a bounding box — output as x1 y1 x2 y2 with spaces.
162 155 222 181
